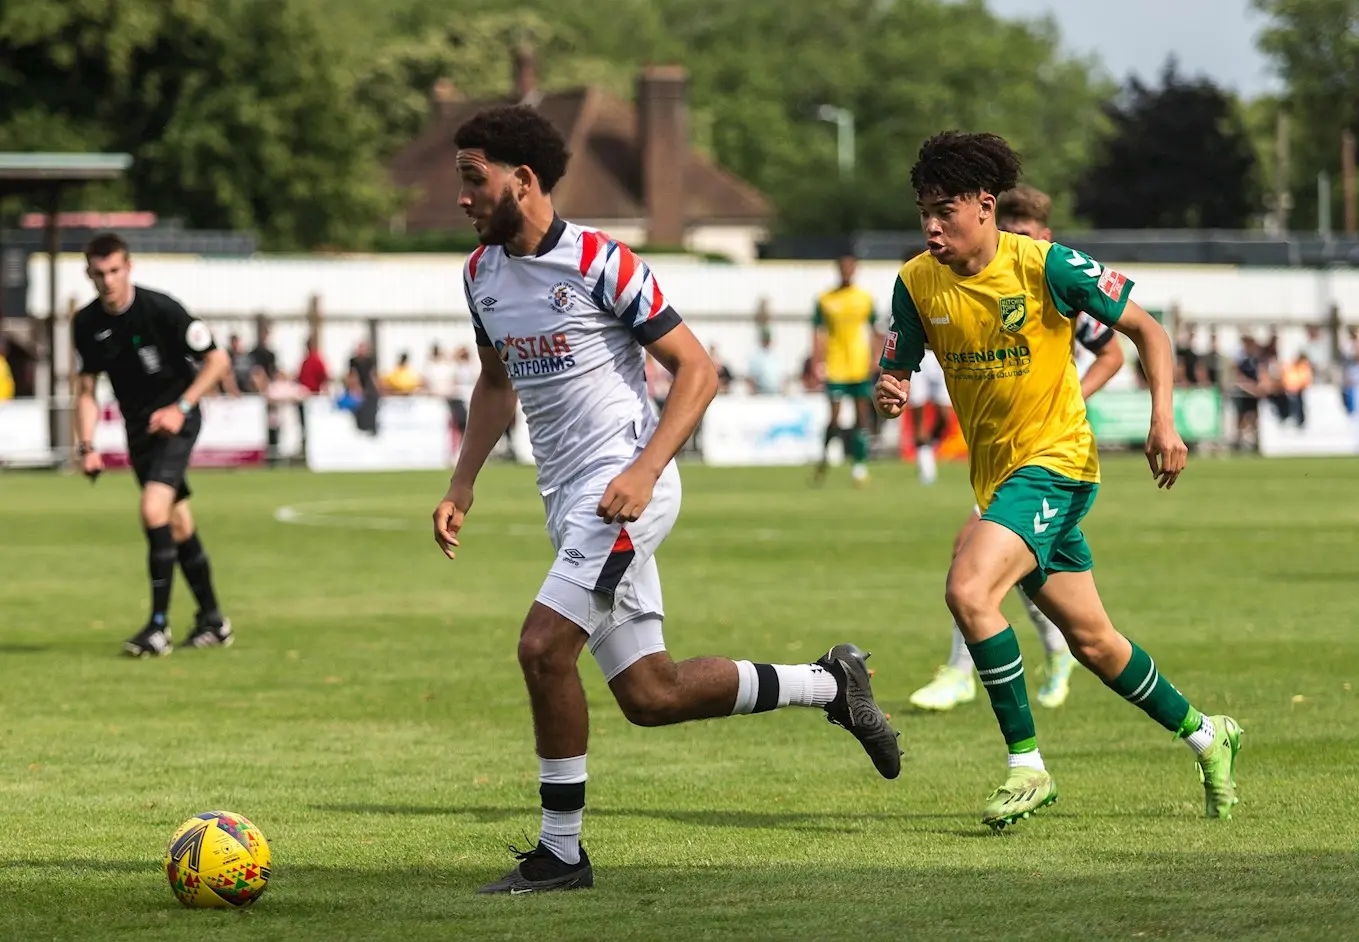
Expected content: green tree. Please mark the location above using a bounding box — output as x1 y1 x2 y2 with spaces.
1252 0 1359 231
1075 59 1259 228
0 0 390 249
656 0 1109 234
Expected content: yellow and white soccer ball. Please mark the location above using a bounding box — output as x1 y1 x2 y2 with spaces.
163 811 271 908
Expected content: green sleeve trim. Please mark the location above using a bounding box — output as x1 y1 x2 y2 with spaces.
812 300 824 327
1043 242 1133 327
880 275 926 372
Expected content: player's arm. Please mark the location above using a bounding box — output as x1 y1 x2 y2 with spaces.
874 275 927 418
1077 316 1126 399
636 321 718 478
811 302 828 382
148 299 229 432
1045 245 1185 488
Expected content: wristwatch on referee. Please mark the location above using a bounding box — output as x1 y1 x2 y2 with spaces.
77 441 94 457
176 397 193 415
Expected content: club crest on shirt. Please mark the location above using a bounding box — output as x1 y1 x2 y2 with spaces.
999 295 1027 332
548 281 575 313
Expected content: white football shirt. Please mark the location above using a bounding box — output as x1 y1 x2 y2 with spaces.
463 216 681 494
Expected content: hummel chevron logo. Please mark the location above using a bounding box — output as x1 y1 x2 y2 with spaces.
1066 249 1102 277
1032 498 1060 534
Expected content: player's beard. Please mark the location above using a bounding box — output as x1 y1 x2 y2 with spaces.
478 184 525 247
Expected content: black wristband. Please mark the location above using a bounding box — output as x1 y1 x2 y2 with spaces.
77 441 93 456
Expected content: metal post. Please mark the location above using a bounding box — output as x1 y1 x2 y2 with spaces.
44 185 64 464
1319 171 1332 237
817 105 855 181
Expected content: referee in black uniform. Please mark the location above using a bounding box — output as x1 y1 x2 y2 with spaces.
73 233 235 657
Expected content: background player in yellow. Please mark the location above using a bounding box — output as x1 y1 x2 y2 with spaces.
874 131 1242 829
812 254 881 485
907 184 1126 713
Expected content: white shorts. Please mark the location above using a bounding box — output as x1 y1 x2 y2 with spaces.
534 460 681 680
915 351 952 408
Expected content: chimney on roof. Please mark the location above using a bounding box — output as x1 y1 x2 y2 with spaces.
430 78 460 119
513 43 539 105
637 64 688 247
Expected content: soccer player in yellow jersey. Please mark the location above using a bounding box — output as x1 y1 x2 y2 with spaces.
908 184 1126 713
876 131 1242 829
812 254 881 484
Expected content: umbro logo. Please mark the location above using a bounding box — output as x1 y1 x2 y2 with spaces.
480 297 497 308
562 548 585 566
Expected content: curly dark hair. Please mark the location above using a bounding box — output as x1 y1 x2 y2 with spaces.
454 105 570 194
910 131 1022 201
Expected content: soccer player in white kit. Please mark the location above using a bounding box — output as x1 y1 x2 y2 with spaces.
430 105 903 896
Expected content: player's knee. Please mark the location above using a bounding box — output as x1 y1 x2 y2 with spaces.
944 569 993 627
140 498 172 529
615 684 681 727
517 612 583 680
1067 627 1122 672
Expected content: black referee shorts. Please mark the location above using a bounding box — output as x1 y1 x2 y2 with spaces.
128 412 201 502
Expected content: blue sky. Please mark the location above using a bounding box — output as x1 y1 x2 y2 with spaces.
984 0 1280 97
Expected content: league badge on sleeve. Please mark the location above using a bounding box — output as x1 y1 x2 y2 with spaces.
1097 268 1127 302
185 320 215 353
884 330 898 360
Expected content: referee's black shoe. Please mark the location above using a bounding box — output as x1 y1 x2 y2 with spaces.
477 843 593 895
123 621 172 658
186 611 233 649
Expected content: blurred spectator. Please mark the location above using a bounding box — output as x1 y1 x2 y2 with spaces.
1232 335 1263 450
746 327 784 395
1175 324 1198 387
228 334 254 393
707 344 734 393
296 335 329 396
346 340 379 435
294 335 329 452
1281 353 1313 426
1200 328 1223 388
250 322 278 393
450 346 479 439
1342 325 1359 415
425 343 458 422
383 351 423 396
1302 324 1334 383
0 337 13 400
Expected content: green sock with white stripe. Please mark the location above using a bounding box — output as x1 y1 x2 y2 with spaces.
967 627 1040 761
1106 641 1197 734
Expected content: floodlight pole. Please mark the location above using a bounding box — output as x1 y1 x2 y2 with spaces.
817 105 855 181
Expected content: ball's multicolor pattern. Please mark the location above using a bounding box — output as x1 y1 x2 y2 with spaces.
163 811 271 908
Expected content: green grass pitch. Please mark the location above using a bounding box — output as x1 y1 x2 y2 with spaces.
2 456 1357 940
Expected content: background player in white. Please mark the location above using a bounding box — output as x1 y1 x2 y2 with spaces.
910 349 954 485
429 105 902 896
908 185 1127 712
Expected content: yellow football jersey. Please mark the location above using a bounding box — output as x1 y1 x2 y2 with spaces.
814 285 878 384
880 232 1133 510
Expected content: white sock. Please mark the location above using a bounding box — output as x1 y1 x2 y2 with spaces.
917 443 937 484
1008 749 1045 771
538 755 586 865
946 622 975 672
731 660 838 713
1020 592 1069 657
1184 715 1216 756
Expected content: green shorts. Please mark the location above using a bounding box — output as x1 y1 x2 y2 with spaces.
980 466 1098 598
826 381 873 399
